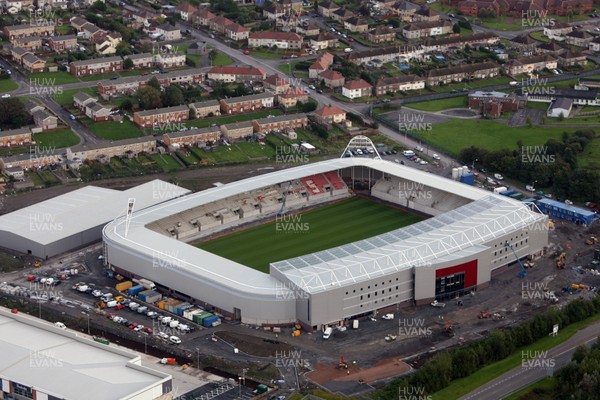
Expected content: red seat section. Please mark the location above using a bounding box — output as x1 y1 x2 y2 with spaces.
301 174 329 195
324 171 346 190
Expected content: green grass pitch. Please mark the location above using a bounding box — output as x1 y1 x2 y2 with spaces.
196 196 424 273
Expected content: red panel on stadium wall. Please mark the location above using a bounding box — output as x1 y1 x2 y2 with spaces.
436 260 478 287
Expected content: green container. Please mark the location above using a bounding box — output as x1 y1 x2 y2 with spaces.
193 311 213 325
257 384 268 394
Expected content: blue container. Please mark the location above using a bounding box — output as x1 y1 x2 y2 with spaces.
500 190 516 197
203 315 220 327
138 290 157 302
127 285 145 296
459 173 474 186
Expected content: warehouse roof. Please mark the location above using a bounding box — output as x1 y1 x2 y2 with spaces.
0 180 189 245
0 308 170 400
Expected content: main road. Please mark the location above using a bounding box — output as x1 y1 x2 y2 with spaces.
460 321 600 400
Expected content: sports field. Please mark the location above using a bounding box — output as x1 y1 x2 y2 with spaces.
196 197 424 272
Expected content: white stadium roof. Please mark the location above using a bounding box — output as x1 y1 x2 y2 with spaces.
0 180 189 245
104 158 545 294
0 308 170 400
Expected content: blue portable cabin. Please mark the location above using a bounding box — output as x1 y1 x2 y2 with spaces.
536 198 597 225
460 173 475 185
128 285 145 296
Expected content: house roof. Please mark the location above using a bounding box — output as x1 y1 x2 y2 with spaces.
344 79 372 90
14 36 41 44
176 2 198 13
370 26 394 36
255 113 307 125
376 74 425 86
193 9 216 20
309 52 334 70
423 32 498 48
73 91 97 103
511 34 538 45
313 105 345 117
49 34 77 42
32 109 55 121
207 66 266 76
222 121 254 130
403 20 452 31
319 0 340 9
264 74 290 86
426 62 498 78
249 31 302 41
70 56 122 67
127 52 154 60
510 54 557 66
415 7 439 16
189 99 220 109
221 92 274 104
0 127 31 138
135 105 189 117
23 53 44 64
567 30 593 39
166 126 220 139
318 69 345 81
279 86 308 98
538 41 564 52
560 50 585 59
345 16 368 26
11 47 29 57
227 23 249 33
313 32 337 42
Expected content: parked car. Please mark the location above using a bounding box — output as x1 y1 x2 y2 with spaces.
169 336 182 344
432 153 441 160
494 173 504 180
1 93 11 98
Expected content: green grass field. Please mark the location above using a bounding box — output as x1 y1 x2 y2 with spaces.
0 78 18 93
197 197 424 272
406 96 468 112
33 129 80 148
89 120 144 140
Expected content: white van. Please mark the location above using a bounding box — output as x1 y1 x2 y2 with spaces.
54 322 66 330
402 150 415 157
169 336 182 344
323 327 333 339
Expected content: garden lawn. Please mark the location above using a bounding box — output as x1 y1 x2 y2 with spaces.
33 129 80 148
88 120 144 140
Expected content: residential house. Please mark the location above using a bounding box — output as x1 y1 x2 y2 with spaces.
12 36 42 50
331 8 355 23
3 24 55 40
558 50 587 67
548 98 573 118
412 7 440 22
66 137 157 163
225 23 249 41
262 4 285 20
191 9 216 27
425 62 500 86
537 41 565 56
510 34 539 54
402 20 453 39
32 109 57 130
318 69 345 89
157 24 181 41
277 86 309 108
219 93 275 114
188 100 221 118
505 54 557 76
11 46 30 62
347 45 425 65
0 127 32 148
546 0 592 15
296 21 320 37
176 2 198 21
422 32 499 52
0 151 61 170
133 105 190 128
47 35 78 53
390 0 420 21
97 69 205 99
310 32 338 50
163 126 221 147
85 101 112 122
456 0 500 17
73 92 98 111
248 32 303 49
318 0 340 17
154 51 186 68
220 121 254 139
277 0 303 12
312 105 346 124
209 16 233 34
207 66 267 82
543 20 572 41
565 30 593 48
95 32 122 55
589 36 600 52
252 113 308 133
342 79 373 99
263 74 291 94
374 75 426 96
70 16 90 31
309 52 334 79
22 53 46 72
125 53 154 69
368 26 396 44
80 23 107 44
5 166 24 181
69 56 123 77
4 0 25 14
344 17 369 33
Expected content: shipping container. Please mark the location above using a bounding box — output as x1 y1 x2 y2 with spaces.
157 301 165 309
203 315 220 328
138 290 157 302
127 285 145 296
115 281 133 292
145 293 162 304
193 311 213 325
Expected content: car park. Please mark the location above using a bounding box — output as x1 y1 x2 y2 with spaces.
169 336 182 344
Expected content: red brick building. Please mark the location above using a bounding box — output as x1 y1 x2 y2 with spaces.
70 56 123 77
133 105 190 128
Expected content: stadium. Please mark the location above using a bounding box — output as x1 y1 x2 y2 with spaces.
102 138 549 330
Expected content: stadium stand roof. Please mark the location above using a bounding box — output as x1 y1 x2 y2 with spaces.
0 307 171 400
104 158 544 295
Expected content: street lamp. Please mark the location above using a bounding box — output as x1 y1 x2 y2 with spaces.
82 311 90 335
472 158 478 170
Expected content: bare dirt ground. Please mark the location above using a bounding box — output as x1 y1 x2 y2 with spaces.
307 357 411 385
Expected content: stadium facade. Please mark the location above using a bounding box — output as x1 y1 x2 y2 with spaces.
103 158 548 329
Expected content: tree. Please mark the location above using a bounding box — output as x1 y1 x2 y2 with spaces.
119 99 133 111
209 49 219 65
453 23 461 34
147 77 161 91
123 57 134 70
0 98 32 129
92 0 106 11
162 85 185 107
137 86 162 110
189 107 196 120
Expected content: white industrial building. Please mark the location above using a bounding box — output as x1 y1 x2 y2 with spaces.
0 307 172 400
103 156 548 330
0 180 189 259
